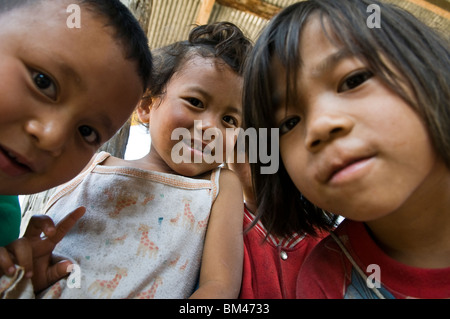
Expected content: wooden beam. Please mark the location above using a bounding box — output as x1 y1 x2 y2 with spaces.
216 0 281 20
195 0 216 25
407 0 450 19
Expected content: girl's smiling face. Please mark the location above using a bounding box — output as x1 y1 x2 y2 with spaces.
0 1 143 194
274 17 443 222
139 55 243 177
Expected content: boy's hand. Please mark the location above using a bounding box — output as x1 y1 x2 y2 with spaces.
23 207 85 293
0 237 33 279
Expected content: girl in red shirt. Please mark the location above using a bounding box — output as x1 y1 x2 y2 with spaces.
243 0 449 298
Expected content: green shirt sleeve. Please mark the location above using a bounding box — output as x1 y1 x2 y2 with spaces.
0 195 22 246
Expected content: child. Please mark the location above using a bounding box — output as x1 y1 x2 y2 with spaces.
227 148 328 299
0 0 152 282
28 22 252 298
243 0 449 299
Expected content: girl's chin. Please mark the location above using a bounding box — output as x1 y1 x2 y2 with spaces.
172 163 219 178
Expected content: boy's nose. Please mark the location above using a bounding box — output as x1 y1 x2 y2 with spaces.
25 117 68 156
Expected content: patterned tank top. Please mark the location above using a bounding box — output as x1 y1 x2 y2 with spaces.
40 152 221 299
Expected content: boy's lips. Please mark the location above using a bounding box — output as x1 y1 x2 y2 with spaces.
0 145 33 177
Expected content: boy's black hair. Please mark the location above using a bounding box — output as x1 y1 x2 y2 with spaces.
79 0 152 90
0 0 153 90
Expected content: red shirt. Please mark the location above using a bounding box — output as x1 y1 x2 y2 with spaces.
239 206 326 299
297 219 450 299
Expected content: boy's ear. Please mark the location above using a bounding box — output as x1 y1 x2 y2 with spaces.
136 97 151 123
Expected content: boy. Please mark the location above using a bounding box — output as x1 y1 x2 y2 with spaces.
0 0 152 282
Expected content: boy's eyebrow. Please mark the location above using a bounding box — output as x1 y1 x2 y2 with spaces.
226 105 242 116
217 103 242 117
57 61 83 89
231 108 243 119
311 49 352 77
100 115 115 138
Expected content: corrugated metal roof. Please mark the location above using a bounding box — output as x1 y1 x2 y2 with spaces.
208 0 300 41
140 0 275 49
146 0 200 49
122 0 449 50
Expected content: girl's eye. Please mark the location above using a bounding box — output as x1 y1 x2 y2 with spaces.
338 70 373 92
223 115 238 127
187 98 203 108
78 125 100 145
279 116 300 135
31 71 58 100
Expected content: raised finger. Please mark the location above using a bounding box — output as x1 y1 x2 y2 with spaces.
50 207 86 244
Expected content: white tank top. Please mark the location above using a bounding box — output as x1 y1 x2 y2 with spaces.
40 152 221 299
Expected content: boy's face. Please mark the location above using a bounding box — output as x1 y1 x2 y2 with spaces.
0 1 143 194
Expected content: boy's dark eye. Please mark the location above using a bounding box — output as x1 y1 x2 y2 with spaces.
31 70 58 100
279 116 300 135
34 73 52 89
78 125 100 145
339 71 373 92
223 115 238 126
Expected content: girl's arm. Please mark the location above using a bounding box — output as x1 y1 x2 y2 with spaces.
189 168 244 299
